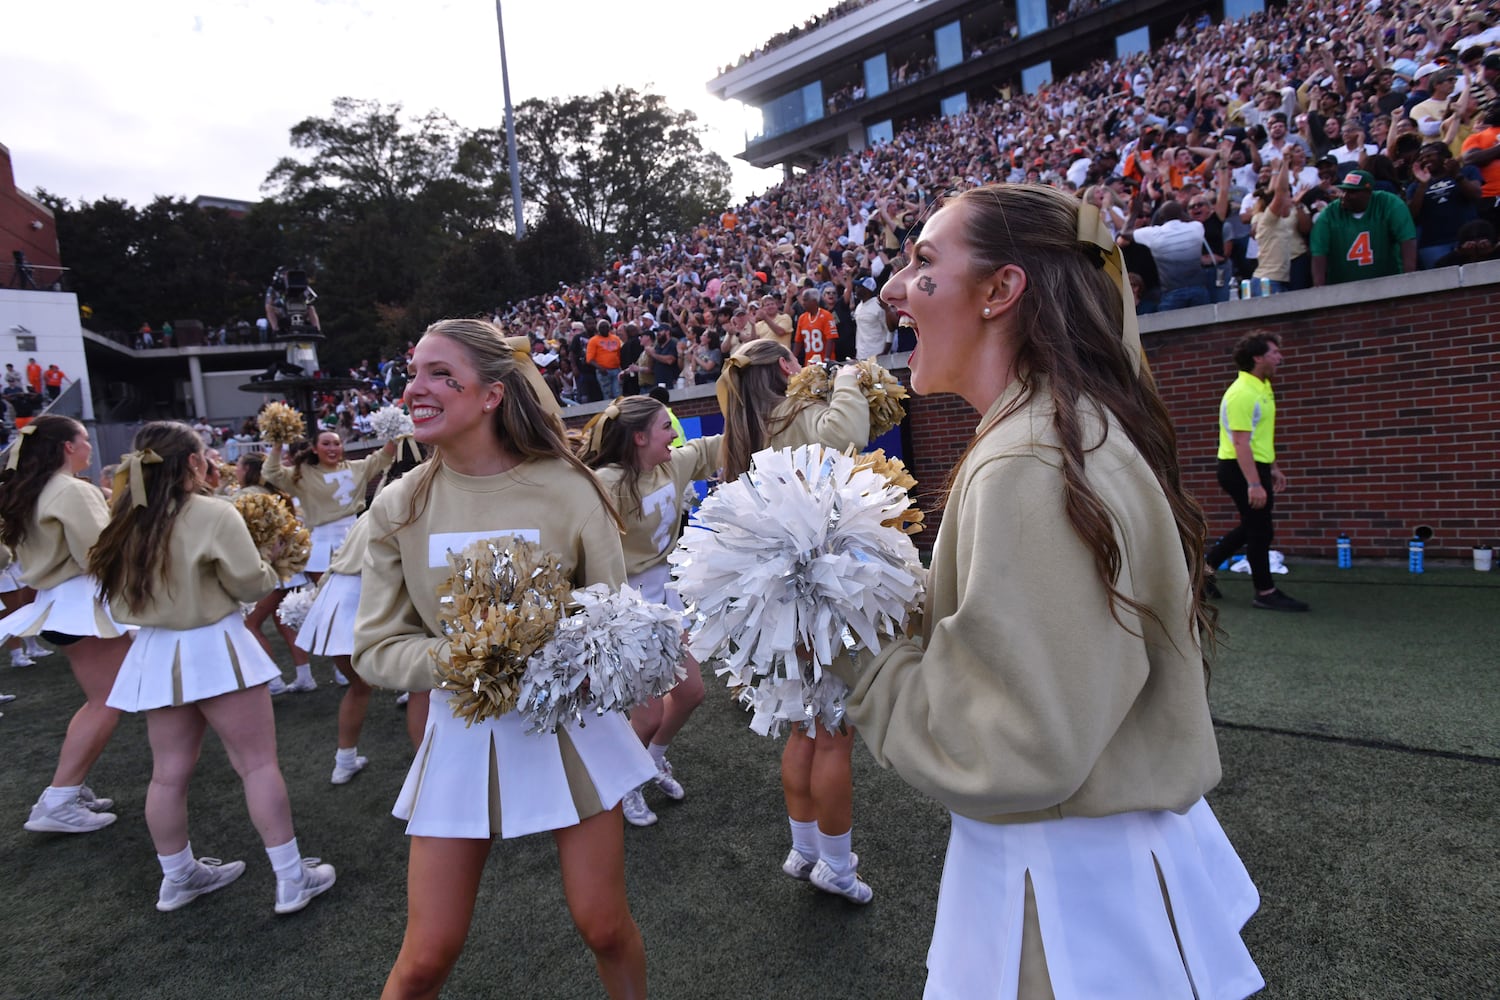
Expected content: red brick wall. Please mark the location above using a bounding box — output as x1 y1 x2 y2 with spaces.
564 274 1500 562
0 144 60 272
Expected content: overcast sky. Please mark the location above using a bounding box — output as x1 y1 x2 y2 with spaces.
4 0 819 209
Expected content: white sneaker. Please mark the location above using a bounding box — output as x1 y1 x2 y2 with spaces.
284 676 317 693
395 692 410 706
620 788 657 827
24 797 118 834
24 638 50 658
156 857 245 912
332 668 350 687
267 676 289 695
330 755 368 785
0 692 15 705
652 759 685 801
77 785 114 812
9 649 33 667
809 858 872 904
782 849 856 881
275 858 336 915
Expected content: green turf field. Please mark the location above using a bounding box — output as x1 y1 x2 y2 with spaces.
1 566 1495 998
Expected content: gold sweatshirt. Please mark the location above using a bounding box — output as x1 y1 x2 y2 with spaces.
263 444 393 527
831 380 1220 824
767 365 872 454
107 494 281 628
16 474 109 590
593 435 720 576
353 458 626 692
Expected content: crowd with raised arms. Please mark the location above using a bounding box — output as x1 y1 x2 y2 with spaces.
487 0 1499 407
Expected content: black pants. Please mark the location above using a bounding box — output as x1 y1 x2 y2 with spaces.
1205 459 1275 592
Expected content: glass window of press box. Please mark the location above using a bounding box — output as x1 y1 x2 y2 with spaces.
761 81 825 139
934 20 963 71
864 53 890 99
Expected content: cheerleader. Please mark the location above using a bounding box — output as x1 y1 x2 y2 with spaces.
354 320 654 999
579 396 721 827
264 430 394 578
716 339 876 904
0 416 129 833
93 422 336 915
830 185 1262 996
1 550 50 666
234 452 312 694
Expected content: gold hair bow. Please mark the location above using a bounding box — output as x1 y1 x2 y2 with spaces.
113 448 163 508
715 354 753 416
1076 202 1146 377
587 401 622 456
4 424 37 472
502 336 563 419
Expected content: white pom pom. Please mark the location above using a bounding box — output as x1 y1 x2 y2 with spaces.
275 586 318 631
519 584 685 734
670 444 923 734
370 405 415 442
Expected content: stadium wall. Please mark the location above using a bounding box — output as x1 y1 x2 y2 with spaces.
565 261 1500 563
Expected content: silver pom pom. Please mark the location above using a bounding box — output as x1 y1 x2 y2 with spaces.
275 586 318 632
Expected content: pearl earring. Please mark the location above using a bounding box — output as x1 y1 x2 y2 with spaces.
982 307 991 317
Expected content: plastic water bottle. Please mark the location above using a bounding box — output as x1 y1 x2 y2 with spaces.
1408 536 1424 574
1337 533 1351 569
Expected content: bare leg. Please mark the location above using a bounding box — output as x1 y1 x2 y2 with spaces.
629 647 705 749
143 704 208 854
49 635 129 787
334 655 371 749
405 691 430 750
781 725 817 823
555 808 647 998
244 590 307 670
196 685 294 847
809 725 856 837
381 836 491 1000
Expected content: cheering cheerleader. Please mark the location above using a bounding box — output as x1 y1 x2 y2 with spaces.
94 422 336 915
234 452 312 694
0 416 129 834
354 320 655 999
263 428 394 580
716 339 875 903
831 185 1262 996
1 549 51 666
579 395 721 828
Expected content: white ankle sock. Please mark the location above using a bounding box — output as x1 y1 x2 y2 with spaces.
266 837 303 882
41 785 81 809
648 743 670 767
295 663 314 685
24 637 45 654
816 827 853 873
158 843 196 882
789 818 819 860
334 747 358 768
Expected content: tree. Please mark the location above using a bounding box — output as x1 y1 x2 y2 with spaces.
516 201 597 300
513 88 731 250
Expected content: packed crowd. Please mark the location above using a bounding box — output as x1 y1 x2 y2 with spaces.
504 0 1500 404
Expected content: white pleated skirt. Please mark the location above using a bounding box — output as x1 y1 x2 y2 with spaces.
294 573 360 656
924 800 1263 1000
305 515 357 574
0 561 26 594
107 611 282 711
277 572 309 592
393 688 656 840
0 574 127 641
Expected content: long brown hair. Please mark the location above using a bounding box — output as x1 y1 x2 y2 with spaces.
577 396 668 518
0 415 85 550
89 421 204 614
717 339 813 481
949 184 1214 651
397 319 622 531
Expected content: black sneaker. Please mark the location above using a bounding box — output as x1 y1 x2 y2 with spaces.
1252 588 1309 612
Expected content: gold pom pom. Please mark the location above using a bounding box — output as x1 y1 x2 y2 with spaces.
786 359 909 438
256 402 306 446
230 491 311 581
852 449 925 535
430 537 571 726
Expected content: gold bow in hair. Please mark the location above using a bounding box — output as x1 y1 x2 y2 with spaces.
587 401 622 455
113 449 163 508
394 435 423 465
501 336 563 419
715 354 752 415
1076 201 1146 377
4 424 37 471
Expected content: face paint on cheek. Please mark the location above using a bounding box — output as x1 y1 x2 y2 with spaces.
917 276 937 297
444 378 466 393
